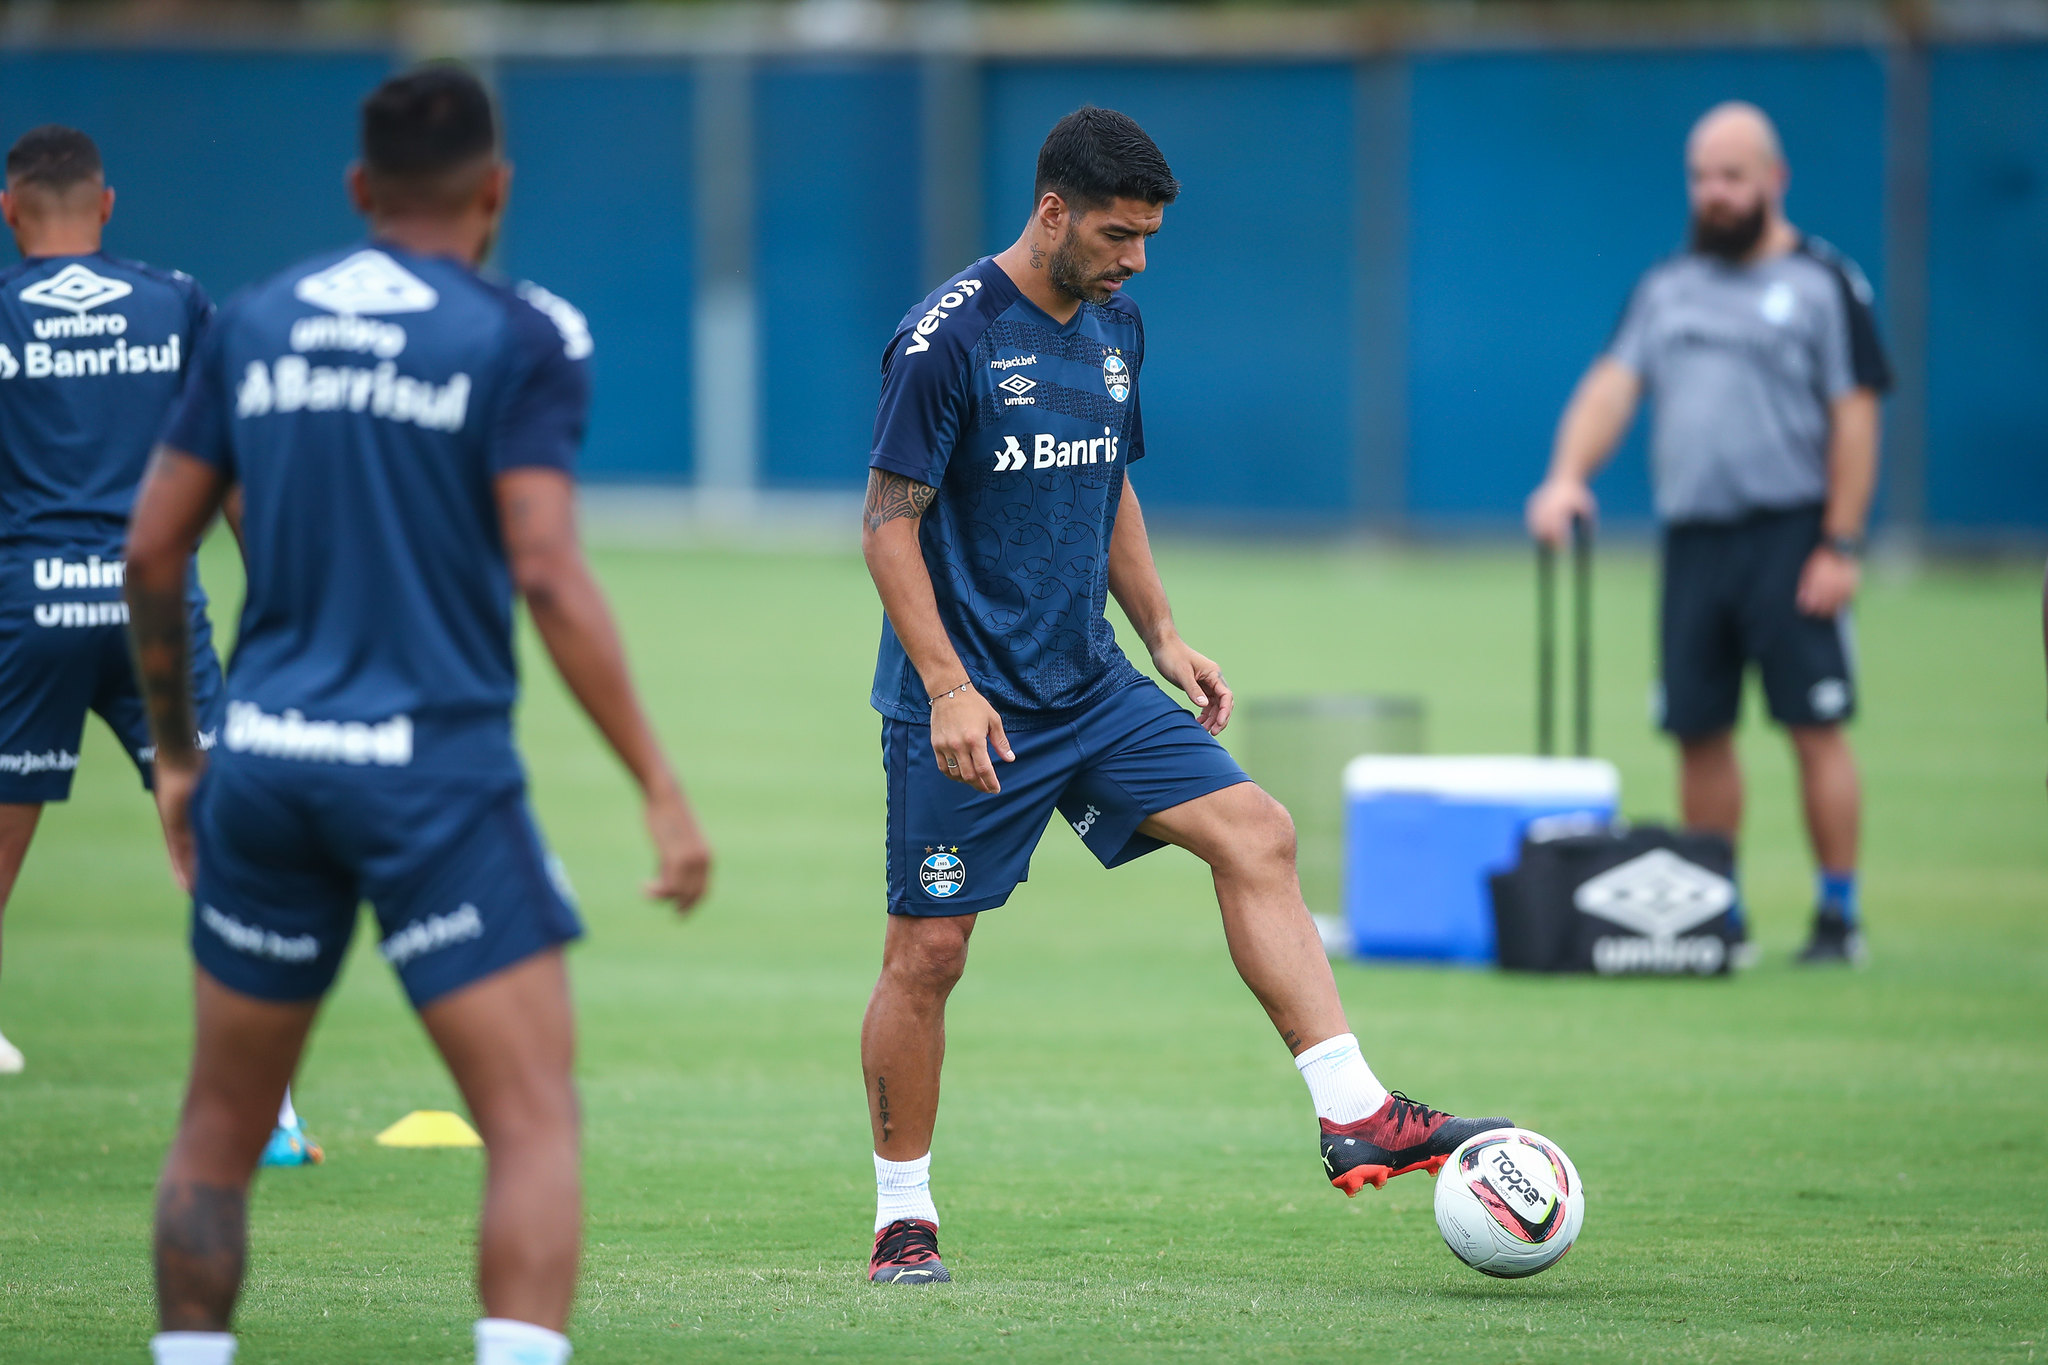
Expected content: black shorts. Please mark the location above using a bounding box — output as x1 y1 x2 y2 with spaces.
1658 504 1856 738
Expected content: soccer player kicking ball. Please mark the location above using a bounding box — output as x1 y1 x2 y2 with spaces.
124 66 711 1365
858 106 1509 1285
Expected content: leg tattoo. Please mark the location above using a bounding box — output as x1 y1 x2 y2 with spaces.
154 1179 247 1332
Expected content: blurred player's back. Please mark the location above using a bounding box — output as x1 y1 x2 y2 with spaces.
0 251 206 546
195 244 589 771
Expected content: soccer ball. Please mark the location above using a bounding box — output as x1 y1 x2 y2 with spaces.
1433 1127 1584 1278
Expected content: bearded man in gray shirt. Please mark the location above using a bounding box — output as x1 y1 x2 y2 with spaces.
1527 102 1889 966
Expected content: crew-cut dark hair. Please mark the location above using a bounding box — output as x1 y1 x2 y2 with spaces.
5 125 103 190
361 63 498 186
1034 106 1178 212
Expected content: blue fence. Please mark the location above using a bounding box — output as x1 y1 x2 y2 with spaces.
3 43 2042 535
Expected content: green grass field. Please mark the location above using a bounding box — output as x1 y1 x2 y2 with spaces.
1 535 2043 1362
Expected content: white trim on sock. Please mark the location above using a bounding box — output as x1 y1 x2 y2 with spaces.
475 1317 571 1365
150 1332 236 1365
874 1151 938 1233
276 1085 298 1131
1293 1032 1390 1125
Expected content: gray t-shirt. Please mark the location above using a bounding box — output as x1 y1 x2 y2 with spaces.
1607 238 1890 524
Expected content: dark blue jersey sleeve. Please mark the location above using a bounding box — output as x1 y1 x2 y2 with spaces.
869 325 971 488
161 305 236 475
1115 293 1147 465
490 287 592 476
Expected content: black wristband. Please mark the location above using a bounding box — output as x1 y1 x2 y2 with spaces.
1824 534 1864 559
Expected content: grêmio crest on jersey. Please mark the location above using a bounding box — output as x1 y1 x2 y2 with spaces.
1103 348 1130 402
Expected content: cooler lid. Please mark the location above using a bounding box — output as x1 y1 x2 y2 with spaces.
1343 755 1619 802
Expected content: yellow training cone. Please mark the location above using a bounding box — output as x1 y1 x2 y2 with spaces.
375 1110 483 1148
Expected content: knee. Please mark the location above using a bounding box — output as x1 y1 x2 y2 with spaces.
470 1071 580 1155
1679 729 1736 763
1218 789 1297 874
883 924 971 998
1789 724 1848 758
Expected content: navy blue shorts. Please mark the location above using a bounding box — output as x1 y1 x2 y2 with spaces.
883 678 1251 916
190 755 582 1007
1660 504 1857 737
0 551 223 803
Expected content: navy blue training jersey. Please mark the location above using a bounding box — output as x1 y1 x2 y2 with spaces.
163 242 592 775
0 252 211 548
869 260 1147 728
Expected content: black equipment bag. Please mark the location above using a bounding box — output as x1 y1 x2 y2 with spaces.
1490 822 1741 975
1489 519 1743 976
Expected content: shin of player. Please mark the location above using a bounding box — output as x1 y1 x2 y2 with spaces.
129 66 712 1365
857 108 1508 1284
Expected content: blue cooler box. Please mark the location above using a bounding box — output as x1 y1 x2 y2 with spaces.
1343 756 1620 963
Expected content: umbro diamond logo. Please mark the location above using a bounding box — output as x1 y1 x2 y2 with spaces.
19 263 133 314
997 374 1036 396
294 250 439 316
1573 849 1734 939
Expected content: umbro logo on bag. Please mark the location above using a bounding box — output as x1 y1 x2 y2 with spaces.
1573 849 1734 939
20 263 133 315
294 250 439 316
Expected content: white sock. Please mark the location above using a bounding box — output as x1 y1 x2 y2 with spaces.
276 1086 298 1131
150 1332 236 1365
475 1318 571 1365
1293 1032 1389 1126
874 1151 938 1233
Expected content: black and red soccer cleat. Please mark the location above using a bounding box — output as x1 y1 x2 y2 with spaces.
1321 1091 1512 1195
869 1218 952 1284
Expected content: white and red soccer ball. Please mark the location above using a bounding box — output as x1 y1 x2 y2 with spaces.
1433 1127 1585 1278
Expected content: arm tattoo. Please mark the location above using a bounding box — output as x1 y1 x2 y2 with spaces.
863 469 936 535
126 574 199 767
154 1179 246 1331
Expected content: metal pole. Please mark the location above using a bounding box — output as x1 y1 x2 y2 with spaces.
692 53 759 503
1572 515 1592 758
1881 2 1933 552
1536 538 1555 757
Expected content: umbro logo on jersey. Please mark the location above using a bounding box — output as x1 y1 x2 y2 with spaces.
992 428 1121 472
20 263 134 319
902 279 982 356
997 373 1036 406
294 250 439 316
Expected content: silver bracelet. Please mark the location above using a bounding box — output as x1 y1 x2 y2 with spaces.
928 679 975 704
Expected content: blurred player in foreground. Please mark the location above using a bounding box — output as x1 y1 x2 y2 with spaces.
0 126 229 1075
1528 102 1887 966
856 106 1509 1284
126 66 711 1365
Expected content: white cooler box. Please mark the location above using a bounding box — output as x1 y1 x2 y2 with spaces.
1343 756 1620 963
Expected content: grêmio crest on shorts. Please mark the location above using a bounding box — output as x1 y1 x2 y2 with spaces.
868 259 1148 730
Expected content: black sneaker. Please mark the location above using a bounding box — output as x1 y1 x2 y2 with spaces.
1796 911 1866 966
1321 1092 1513 1195
869 1218 951 1283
